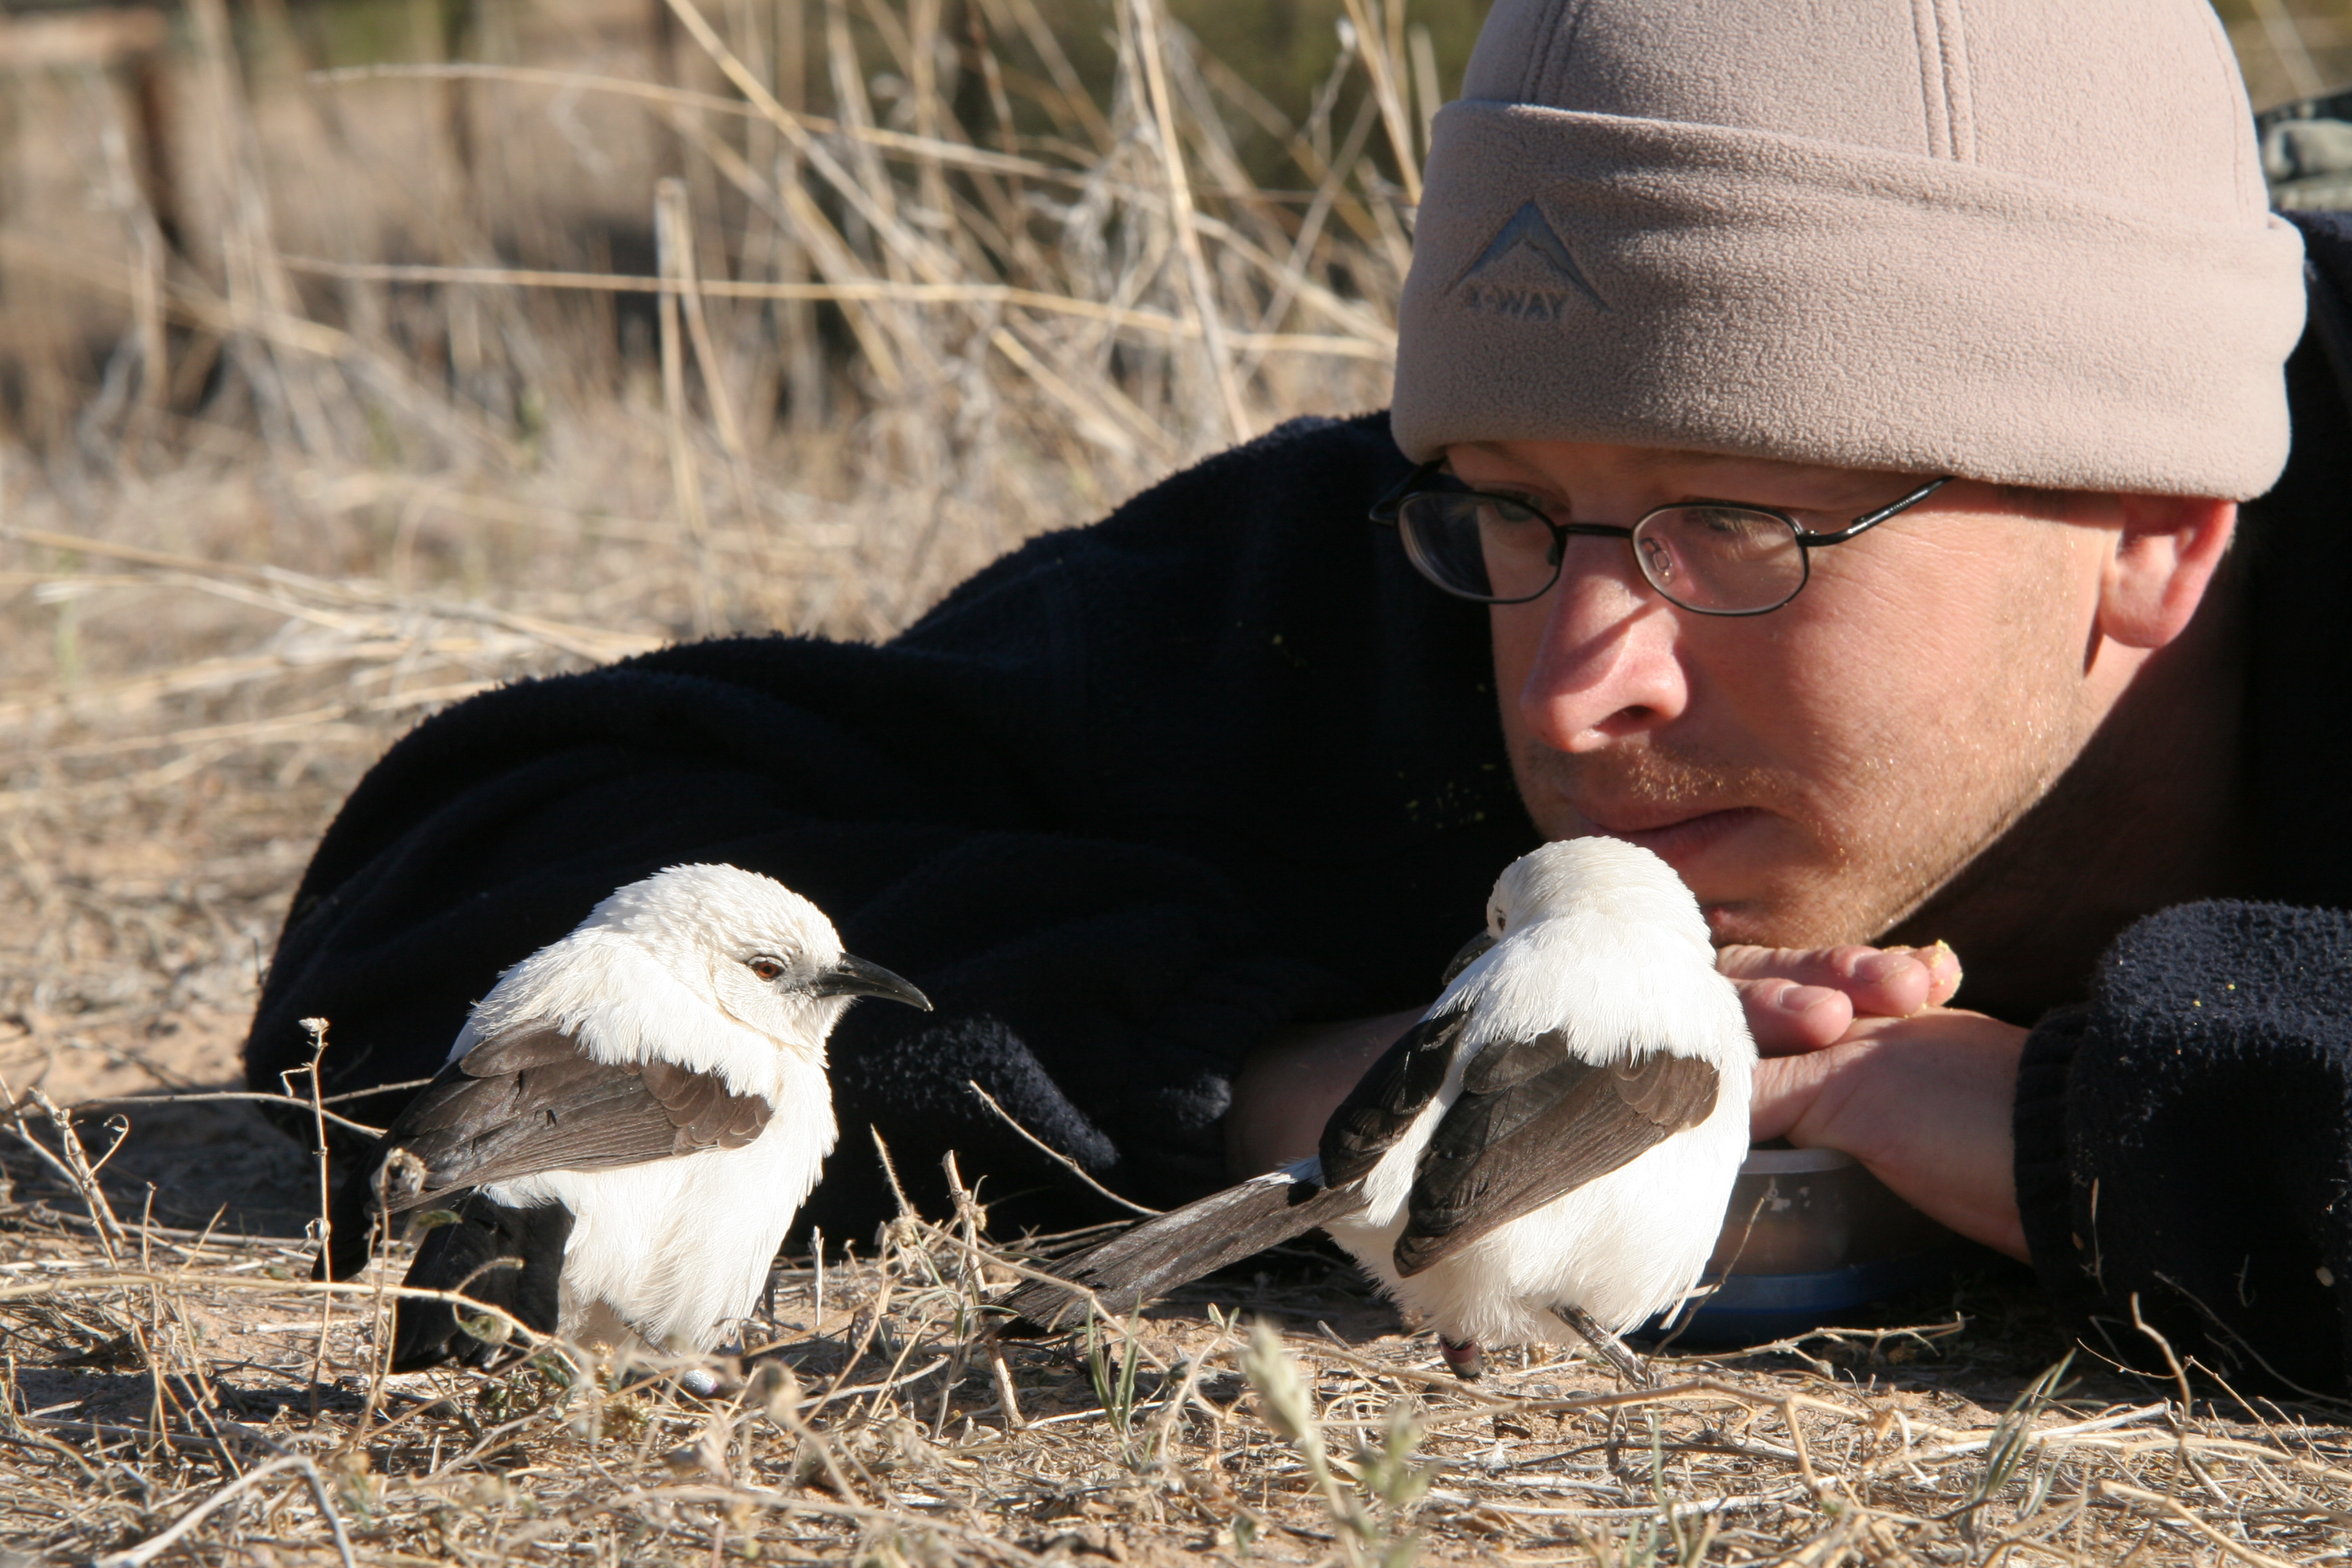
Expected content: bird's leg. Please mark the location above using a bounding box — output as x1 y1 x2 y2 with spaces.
1554 1304 1654 1387
1438 1335 1485 1381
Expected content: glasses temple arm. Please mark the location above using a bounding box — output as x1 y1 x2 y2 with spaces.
1796 475 1955 545
1367 458 1448 524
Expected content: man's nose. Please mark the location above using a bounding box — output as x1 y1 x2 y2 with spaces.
1515 542 1691 753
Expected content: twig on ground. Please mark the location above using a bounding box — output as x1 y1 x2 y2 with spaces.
966 1080 1162 1217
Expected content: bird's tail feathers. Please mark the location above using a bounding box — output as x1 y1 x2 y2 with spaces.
1003 1168 1356 1330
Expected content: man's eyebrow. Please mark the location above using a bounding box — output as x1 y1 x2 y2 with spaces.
1632 447 1748 469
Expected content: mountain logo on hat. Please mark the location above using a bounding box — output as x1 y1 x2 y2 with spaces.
1450 201 1608 320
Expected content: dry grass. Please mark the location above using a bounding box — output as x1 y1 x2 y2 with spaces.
7 0 2352 1560
5 1124 2352 1567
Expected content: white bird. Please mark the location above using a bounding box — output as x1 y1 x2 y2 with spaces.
320 863 930 1371
1008 838 1753 1380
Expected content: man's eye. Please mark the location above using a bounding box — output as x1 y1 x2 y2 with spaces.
747 958 785 982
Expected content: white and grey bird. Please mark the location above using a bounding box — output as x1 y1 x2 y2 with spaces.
320 863 930 1371
1008 837 1753 1380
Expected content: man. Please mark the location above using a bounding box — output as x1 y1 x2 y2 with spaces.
251 0 2352 1391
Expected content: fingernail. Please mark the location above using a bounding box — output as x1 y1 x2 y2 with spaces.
1851 952 1916 985
1777 984 1838 1012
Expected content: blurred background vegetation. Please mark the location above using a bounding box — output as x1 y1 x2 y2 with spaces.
0 0 2341 509
2220 0 2352 105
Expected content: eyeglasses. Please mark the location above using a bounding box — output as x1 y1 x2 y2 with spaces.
1369 462 1953 616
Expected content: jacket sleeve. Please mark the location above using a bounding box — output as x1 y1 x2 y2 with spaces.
2014 900 2352 1395
243 414 1500 1242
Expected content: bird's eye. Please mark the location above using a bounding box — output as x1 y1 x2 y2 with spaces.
746 957 786 982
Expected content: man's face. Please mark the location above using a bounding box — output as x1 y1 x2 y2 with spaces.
1459 439 2134 949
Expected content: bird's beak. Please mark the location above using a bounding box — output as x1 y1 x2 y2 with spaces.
809 954 933 1011
1439 931 1497 987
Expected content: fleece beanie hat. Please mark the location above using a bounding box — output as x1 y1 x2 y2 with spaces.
1390 0 2309 500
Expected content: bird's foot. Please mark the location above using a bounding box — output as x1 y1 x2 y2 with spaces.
1438 1336 1485 1381
1554 1304 1655 1387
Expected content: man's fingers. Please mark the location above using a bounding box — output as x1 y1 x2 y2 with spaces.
1902 942 1965 1007
1738 979 1853 1055
1716 940 1962 1018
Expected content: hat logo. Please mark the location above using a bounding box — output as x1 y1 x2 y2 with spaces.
1451 201 1607 319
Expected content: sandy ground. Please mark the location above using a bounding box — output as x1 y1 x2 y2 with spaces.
0 732 378 1240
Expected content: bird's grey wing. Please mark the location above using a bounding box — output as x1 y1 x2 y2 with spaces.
1391 1036 1719 1276
638 1056 772 1147
1318 1003 1473 1186
373 1022 772 1210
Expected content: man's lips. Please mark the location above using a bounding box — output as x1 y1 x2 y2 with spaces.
1574 805 1765 864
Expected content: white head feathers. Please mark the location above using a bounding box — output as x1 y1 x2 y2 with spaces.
1484 837 1713 954
462 864 878 1087
1444 837 1733 1065
583 863 852 1037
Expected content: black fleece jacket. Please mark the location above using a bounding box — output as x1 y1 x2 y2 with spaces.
249 211 2352 1393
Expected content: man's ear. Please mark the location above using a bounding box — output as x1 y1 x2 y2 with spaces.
2096 495 2237 650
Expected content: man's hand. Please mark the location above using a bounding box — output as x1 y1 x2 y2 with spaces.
1719 940 2025 1259
1716 941 1963 1050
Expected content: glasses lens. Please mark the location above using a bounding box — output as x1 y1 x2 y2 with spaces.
1395 492 1559 603
1632 506 1804 613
